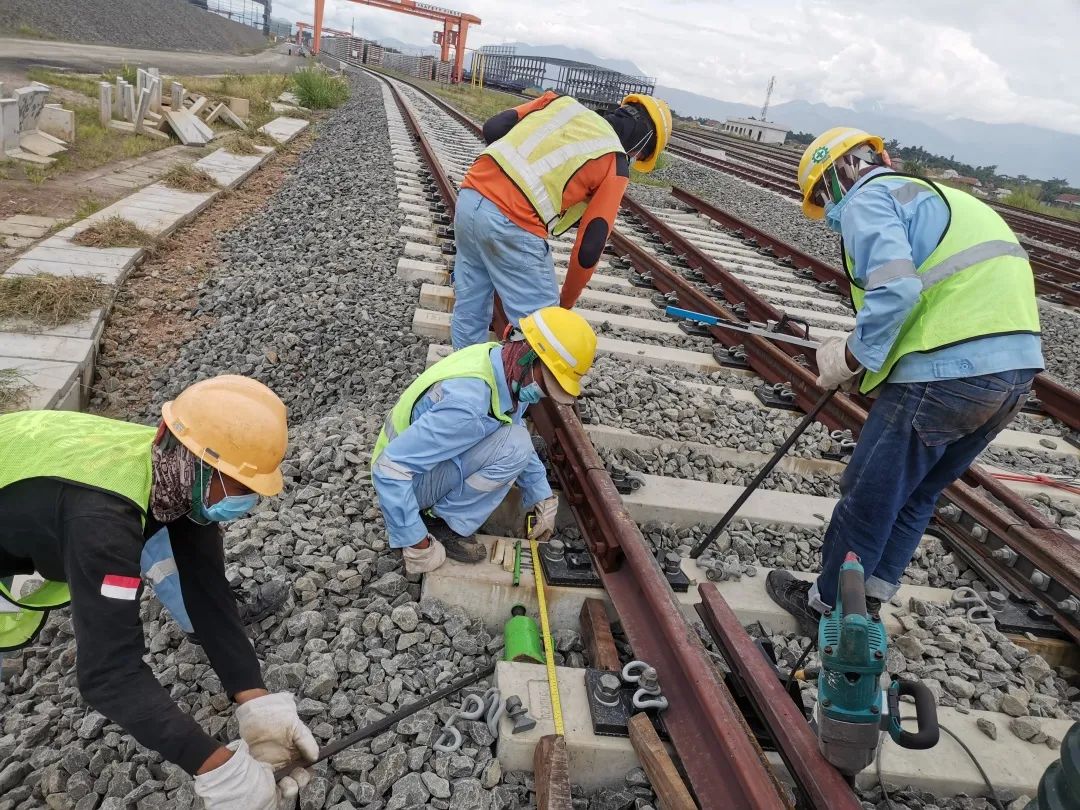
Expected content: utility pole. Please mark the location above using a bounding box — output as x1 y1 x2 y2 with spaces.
760 75 775 121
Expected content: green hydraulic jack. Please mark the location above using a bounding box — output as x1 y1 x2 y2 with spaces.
1027 721 1080 810
503 604 545 664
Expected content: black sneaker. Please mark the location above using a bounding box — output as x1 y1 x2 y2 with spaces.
765 570 822 637
422 513 486 564
865 596 882 617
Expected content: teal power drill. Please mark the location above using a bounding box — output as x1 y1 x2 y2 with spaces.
816 553 940 776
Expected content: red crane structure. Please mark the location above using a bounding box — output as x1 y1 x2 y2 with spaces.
295 21 352 44
311 0 482 83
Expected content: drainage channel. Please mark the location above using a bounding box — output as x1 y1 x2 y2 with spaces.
364 66 1079 807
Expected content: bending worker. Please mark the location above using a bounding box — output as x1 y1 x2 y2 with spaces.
767 127 1043 632
0 376 317 809
372 307 596 573
451 91 672 348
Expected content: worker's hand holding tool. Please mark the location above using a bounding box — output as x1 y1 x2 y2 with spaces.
529 495 559 541
193 741 305 809
815 335 862 391
237 692 319 776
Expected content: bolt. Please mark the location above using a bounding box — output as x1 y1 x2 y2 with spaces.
543 539 565 562
662 552 682 576
821 698 831 708
1030 570 1051 590
971 524 987 541
938 504 961 522
992 547 1018 567
638 666 661 693
823 646 834 655
595 673 622 706
873 650 883 660
985 590 1008 610
870 705 879 714
1056 597 1080 616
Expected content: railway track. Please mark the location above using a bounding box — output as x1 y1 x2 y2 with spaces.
349 63 1080 807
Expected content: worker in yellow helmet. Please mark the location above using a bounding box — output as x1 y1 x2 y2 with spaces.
0 377 318 809
766 127 1043 635
372 307 597 573
451 91 672 348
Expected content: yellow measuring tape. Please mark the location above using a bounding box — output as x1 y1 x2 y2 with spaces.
529 530 565 736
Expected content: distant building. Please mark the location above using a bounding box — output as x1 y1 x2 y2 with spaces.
720 117 788 144
1053 193 1080 209
992 188 1012 200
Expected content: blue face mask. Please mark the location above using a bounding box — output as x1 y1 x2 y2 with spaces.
193 467 259 524
516 381 545 405
823 200 843 233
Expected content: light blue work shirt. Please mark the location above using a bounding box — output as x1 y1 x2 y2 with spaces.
829 168 1044 381
373 346 552 546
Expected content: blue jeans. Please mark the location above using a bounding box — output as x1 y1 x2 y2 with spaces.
405 423 534 546
141 528 194 633
451 188 557 349
809 369 1036 610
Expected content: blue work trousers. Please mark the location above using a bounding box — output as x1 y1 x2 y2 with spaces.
809 370 1036 610
402 423 534 547
451 188 557 349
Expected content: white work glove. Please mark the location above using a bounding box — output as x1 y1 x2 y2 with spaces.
236 692 319 773
815 335 861 391
193 740 307 810
529 496 559 542
403 536 448 574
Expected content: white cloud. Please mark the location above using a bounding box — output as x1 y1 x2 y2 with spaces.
278 0 1080 134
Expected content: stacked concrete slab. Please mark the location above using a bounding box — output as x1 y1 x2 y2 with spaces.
0 116 309 412
1 82 76 166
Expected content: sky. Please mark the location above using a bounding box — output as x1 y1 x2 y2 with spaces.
276 0 1080 136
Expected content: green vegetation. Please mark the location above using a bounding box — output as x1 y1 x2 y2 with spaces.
291 66 350 109
160 164 220 193
219 132 276 156
74 197 104 220
1005 189 1080 223
180 72 291 129
14 24 53 40
71 216 156 249
426 82 525 124
0 274 111 329
630 152 672 187
0 369 32 414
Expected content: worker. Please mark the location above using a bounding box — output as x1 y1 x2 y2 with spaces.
766 127 1043 633
372 307 597 573
0 376 318 809
450 91 673 348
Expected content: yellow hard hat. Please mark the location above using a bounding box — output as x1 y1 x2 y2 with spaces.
621 94 673 173
797 127 885 220
520 307 597 399
161 375 288 496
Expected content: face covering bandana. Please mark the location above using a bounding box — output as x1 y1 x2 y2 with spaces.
150 424 196 523
190 464 259 524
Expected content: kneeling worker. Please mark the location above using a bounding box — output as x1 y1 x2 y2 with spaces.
372 307 597 573
0 376 318 809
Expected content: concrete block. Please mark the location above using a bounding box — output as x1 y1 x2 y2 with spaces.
99 82 112 126
19 131 66 157
0 356 82 411
494 661 641 790
40 105 75 141
171 82 185 110
397 258 448 284
227 96 250 118
148 68 161 112
0 332 94 369
123 84 136 122
258 116 309 144
3 147 54 165
13 86 48 131
113 78 125 118
4 258 123 284
134 87 153 133
0 98 18 151
23 241 141 267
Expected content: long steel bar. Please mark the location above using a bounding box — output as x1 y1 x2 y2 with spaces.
616 197 1080 641
375 68 792 809
669 184 1080 430
696 585 864 810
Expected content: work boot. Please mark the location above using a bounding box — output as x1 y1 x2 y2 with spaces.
765 569 822 637
865 596 882 617
404 537 448 575
423 513 487 564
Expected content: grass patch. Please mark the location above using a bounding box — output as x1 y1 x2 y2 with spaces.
219 134 262 155
0 369 33 414
71 216 156 249
179 72 291 130
160 164 220 192
15 24 53 40
0 274 111 328
1004 190 1080 224
291 66 349 109
421 79 526 123
630 152 672 187
75 197 104 219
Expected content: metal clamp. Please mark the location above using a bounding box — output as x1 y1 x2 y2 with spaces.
622 661 669 711
950 586 995 625
432 687 503 752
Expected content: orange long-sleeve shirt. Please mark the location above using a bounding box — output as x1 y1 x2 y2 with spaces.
461 91 629 308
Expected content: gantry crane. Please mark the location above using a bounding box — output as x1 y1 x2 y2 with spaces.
295 20 352 45
311 0 481 83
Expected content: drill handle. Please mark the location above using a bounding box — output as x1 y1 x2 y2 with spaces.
887 680 940 750
839 562 866 618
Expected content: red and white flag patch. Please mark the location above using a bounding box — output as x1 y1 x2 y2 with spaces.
100 575 140 601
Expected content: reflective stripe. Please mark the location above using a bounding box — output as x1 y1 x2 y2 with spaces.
532 310 578 368
798 127 863 186
920 241 1028 290
866 258 918 289
383 413 397 442
530 136 622 177
373 455 414 481
426 382 445 403
889 181 931 206
464 472 507 492
144 558 178 585
518 101 584 156
487 140 558 224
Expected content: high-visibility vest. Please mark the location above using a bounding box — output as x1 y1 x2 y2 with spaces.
371 342 512 468
0 411 156 651
842 174 1041 393
483 96 624 236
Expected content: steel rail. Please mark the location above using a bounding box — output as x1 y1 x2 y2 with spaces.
371 67 796 810
668 184 1080 431
617 195 1080 642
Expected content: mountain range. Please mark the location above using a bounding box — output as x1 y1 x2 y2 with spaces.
374 39 1078 183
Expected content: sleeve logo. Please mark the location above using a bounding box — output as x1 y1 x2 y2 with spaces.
100 575 141 601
